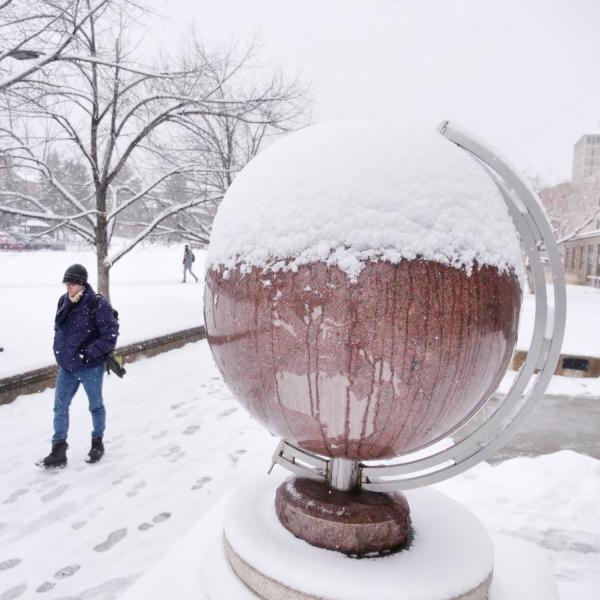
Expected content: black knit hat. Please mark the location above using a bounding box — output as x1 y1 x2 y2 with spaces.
62 264 88 285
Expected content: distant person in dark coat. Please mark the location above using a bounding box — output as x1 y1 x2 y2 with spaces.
182 244 198 283
40 264 119 469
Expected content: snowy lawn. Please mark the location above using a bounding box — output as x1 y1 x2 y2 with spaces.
0 245 205 377
517 283 600 358
0 341 598 600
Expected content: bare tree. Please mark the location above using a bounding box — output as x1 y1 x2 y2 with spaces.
0 1 311 299
145 38 310 244
0 0 114 91
540 181 600 243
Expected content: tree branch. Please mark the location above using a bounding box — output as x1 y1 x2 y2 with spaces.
107 195 221 266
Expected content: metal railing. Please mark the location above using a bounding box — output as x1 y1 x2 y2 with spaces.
272 121 567 492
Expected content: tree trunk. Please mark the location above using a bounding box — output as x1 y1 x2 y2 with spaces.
96 188 110 301
97 250 110 301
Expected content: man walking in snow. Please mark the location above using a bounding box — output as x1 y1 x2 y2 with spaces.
41 264 119 468
182 244 198 283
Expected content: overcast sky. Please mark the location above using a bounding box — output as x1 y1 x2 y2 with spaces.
146 0 600 183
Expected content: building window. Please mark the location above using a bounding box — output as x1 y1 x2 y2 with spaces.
579 246 584 270
572 247 576 270
587 245 594 276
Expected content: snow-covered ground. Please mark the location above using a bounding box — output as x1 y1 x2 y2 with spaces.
1 246 599 599
517 283 600 359
0 342 598 600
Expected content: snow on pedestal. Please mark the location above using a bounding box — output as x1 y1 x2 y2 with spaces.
117 468 561 600
216 474 493 600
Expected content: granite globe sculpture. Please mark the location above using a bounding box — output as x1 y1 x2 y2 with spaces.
204 120 522 558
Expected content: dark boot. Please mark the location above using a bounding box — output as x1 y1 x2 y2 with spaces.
41 441 68 469
86 437 104 464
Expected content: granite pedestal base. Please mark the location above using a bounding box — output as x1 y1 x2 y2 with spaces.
275 476 411 556
214 475 495 600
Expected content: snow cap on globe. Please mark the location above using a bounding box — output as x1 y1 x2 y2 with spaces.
207 119 522 282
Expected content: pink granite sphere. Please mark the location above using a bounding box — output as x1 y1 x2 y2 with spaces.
205 260 520 459
204 121 522 460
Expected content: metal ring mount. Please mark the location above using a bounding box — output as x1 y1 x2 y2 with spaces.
271 120 566 492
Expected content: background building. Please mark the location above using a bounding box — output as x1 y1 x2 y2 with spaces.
572 133 600 183
539 132 600 287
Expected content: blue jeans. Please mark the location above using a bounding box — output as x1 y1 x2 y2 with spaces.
52 365 106 442
183 264 197 282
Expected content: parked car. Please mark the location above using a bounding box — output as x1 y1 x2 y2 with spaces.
0 232 25 250
44 235 66 251
10 232 65 251
9 232 32 249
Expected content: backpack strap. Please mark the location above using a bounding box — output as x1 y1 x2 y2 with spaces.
91 293 119 321
91 293 101 315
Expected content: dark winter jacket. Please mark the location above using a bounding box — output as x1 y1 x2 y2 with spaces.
53 285 119 372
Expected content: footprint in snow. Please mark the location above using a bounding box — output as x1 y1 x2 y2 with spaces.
35 581 55 593
71 521 86 530
161 446 180 458
41 485 68 503
138 512 171 532
93 528 127 552
161 446 185 462
112 472 134 486
0 584 27 599
0 559 21 571
54 564 80 579
3 489 28 504
169 450 186 463
183 425 199 435
218 408 238 418
229 449 247 464
191 476 212 491
151 430 169 441
126 481 146 498
152 512 171 524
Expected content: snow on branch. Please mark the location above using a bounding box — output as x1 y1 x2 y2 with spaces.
106 195 222 266
558 204 600 244
0 0 111 91
0 203 96 241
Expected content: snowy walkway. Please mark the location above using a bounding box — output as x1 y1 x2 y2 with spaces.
0 341 599 599
0 342 274 600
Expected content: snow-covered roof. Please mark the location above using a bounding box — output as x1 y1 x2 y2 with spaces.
566 228 600 243
24 218 49 227
208 120 522 280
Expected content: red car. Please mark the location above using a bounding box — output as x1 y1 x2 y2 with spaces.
0 232 26 250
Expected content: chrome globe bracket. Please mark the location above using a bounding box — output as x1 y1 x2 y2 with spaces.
271 120 567 492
